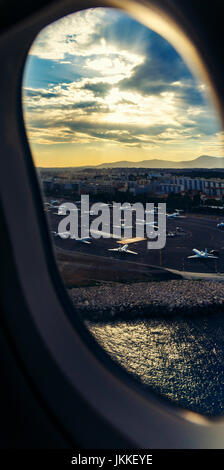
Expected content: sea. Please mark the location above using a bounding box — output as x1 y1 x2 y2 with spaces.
86 312 224 416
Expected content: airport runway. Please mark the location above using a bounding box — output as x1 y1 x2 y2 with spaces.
47 204 224 276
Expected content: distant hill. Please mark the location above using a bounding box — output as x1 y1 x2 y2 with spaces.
37 155 224 171
96 155 224 169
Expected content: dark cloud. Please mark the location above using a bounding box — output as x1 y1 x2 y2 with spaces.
53 101 111 114
82 82 111 97
28 111 218 146
117 98 136 106
88 11 152 54
77 10 203 107
118 56 204 106
72 101 108 113
25 98 111 115
44 119 173 145
81 129 143 144
102 22 203 107
72 102 111 114
24 89 61 99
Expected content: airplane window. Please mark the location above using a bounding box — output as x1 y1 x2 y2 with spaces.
22 7 224 417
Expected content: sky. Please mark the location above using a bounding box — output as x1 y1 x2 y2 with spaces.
22 7 223 167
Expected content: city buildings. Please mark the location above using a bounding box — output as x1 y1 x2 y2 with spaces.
40 167 224 201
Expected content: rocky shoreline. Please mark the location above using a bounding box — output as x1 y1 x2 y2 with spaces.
68 279 224 321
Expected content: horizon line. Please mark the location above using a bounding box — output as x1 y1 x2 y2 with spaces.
36 154 224 169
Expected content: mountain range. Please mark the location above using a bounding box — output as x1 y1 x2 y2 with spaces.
94 155 224 169
38 155 224 171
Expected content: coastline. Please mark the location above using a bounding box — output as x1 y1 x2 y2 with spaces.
68 279 224 321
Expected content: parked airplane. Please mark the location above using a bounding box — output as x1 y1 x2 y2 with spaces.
53 211 65 215
188 248 218 259
53 206 79 215
136 219 158 228
98 202 112 207
167 211 185 219
108 244 138 255
71 236 91 244
51 230 68 238
145 208 155 214
51 231 91 243
50 199 60 205
167 231 176 238
217 222 224 229
176 226 184 233
83 210 95 215
49 200 62 209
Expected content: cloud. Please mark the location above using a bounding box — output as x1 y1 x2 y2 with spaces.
24 88 62 99
23 7 221 161
81 82 111 97
29 9 108 61
24 75 220 149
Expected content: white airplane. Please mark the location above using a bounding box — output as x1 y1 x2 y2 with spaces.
49 200 62 209
83 210 95 215
188 248 218 259
53 206 79 215
145 208 155 214
98 203 112 207
136 219 158 228
108 243 138 255
71 236 91 244
167 212 185 219
51 231 91 243
50 199 60 205
145 208 166 215
51 231 68 238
